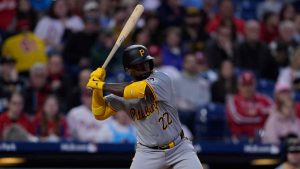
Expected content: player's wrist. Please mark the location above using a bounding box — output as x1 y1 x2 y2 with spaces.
86 78 105 90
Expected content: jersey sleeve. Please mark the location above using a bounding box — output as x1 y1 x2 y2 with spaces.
146 72 172 102
105 94 125 112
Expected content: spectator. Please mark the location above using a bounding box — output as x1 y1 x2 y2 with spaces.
201 0 217 20
161 26 184 70
98 0 114 29
63 16 99 76
274 81 300 119
279 3 296 22
260 11 279 44
144 12 162 45
263 83 300 145
67 0 86 17
211 60 237 104
156 0 184 28
182 7 210 52
82 0 99 19
204 22 236 70
256 0 282 21
205 0 244 35
0 0 16 31
294 13 300 43
24 63 49 116
269 21 298 68
90 29 123 73
32 95 68 142
196 52 217 83
235 20 277 80
226 71 274 143
0 92 33 140
34 0 84 53
275 141 300 169
9 0 38 32
67 69 91 111
2 20 47 74
132 27 150 46
47 53 72 112
0 57 25 112
67 90 106 142
110 5 133 46
98 110 136 144
277 46 300 91
174 52 211 132
150 44 181 81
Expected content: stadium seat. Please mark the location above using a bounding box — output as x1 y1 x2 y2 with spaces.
256 79 275 98
293 91 300 102
194 103 230 142
234 0 263 20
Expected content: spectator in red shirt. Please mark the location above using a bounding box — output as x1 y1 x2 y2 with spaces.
24 63 50 116
8 0 38 33
260 11 279 44
0 0 16 30
47 53 72 112
0 92 33 141
32 95 68 142
226 71 274 143
205 0 244 36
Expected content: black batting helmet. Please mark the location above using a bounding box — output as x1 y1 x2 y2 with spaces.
122 45 154 69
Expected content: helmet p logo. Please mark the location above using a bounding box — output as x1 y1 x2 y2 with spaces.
139 49 145 57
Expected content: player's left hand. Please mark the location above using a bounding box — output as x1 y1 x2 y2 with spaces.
90 67 106 81
86 76 105 90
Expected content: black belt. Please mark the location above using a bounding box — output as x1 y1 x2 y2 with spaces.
144 130 184 150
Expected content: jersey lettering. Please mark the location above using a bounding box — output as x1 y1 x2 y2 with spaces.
158 112 172 130
129 102 158 120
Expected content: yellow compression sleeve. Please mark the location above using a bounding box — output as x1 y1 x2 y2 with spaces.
91 89 115 120
123 80 147 100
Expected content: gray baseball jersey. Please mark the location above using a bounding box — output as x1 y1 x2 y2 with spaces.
105 70 182 146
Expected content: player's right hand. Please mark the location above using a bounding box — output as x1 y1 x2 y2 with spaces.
90 68 106 81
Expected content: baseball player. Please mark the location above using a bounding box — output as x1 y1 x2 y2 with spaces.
86 45 203 169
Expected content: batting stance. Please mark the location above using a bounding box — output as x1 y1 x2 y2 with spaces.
86 45 203 169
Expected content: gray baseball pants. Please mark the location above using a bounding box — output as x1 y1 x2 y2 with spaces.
130 138 203 169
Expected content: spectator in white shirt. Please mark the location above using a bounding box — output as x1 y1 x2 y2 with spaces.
34 0 84 53
66 90 107 142
277 46 300 91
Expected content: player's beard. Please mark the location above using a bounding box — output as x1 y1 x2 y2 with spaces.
136 71 152 81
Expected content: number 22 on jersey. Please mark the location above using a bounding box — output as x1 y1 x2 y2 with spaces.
158 112 172 130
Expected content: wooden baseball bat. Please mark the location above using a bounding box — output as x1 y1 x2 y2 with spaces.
101 4 144 68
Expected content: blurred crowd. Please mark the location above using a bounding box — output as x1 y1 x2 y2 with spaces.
1 0 300 145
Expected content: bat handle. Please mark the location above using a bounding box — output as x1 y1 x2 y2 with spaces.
101 44 120 69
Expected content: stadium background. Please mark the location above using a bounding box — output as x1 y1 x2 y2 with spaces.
0 0 300 168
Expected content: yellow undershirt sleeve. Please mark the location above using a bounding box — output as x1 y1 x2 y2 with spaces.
91 89 116 120
123 80 147 100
